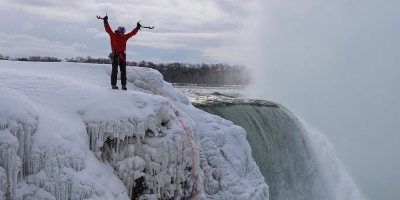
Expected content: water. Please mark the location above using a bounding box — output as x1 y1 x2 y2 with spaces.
178 86 364 200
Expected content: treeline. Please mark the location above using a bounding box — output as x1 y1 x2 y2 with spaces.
18 56 61 62
0 54 11 60
0 55 61 62
65 57 251 85
65 56 110 64
136 61 251 86
1 54 251 85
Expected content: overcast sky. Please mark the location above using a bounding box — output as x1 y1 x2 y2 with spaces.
1 1 399 200
0 0 255 63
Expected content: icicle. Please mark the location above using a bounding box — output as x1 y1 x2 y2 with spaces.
0 128 22 200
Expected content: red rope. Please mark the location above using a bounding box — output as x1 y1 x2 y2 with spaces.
129 66 196 195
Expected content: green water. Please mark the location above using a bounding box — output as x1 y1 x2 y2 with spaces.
197 104 333 200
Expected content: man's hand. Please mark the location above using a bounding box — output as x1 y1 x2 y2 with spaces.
136 21 142 30
103 15 108 23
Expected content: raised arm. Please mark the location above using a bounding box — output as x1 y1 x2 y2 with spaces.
101 15 113 35
125 27 139 38
125 21 142 38
104 21 113 35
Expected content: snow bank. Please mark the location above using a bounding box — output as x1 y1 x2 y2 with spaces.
0 61 268 199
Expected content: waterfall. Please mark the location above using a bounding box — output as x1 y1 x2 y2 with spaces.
194 97 363 200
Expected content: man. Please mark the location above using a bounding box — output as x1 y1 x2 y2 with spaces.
102 15 141 90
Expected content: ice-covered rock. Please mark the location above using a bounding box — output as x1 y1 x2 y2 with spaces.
0 87 38 200
0 61 268 200
83 99 195 199
0 130 20 200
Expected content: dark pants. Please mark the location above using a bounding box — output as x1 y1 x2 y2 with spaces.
111 52 127 86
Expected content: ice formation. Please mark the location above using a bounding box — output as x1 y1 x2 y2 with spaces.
0 61 268 200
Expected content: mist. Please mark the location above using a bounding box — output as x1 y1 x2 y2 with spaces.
243 1 400 199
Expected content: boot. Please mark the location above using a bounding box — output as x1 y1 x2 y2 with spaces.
112 85 119 90
122 85 127 90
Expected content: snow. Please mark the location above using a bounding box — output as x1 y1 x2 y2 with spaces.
0 60 268 200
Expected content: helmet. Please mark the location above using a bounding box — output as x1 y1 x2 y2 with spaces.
116 26 126 34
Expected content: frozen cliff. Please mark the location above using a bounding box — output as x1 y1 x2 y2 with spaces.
0 61 268 200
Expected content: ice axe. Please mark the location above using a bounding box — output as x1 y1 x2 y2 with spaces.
96 14 107 20
142 26 155 29
137 20 154 30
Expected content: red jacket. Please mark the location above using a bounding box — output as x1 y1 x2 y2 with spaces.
104 22 139 53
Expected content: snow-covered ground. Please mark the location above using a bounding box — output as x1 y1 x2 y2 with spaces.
0 60 268 200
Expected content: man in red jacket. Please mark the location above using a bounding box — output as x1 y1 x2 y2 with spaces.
102 15 141 90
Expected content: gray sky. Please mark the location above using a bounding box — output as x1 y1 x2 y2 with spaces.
0 0 254 63
1 1 399 200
